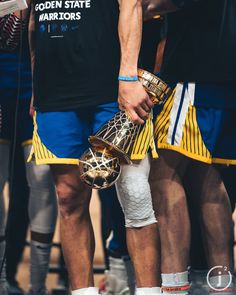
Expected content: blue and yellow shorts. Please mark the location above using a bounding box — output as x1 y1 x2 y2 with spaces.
30 102 157 165
154 82 236 165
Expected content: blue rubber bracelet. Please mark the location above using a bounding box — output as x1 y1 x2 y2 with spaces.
118 75 138 82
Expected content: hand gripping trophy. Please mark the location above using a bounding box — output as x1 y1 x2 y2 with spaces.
79 69 172 189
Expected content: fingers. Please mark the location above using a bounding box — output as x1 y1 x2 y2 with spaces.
141 99 154 113
118 81 155 124
127 109 145 125
119 99 148 123
119 103 145 124
119 103 125 111
146 96 155 109
135 105 149 120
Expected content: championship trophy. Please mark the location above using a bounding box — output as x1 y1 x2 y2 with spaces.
79 69 172 189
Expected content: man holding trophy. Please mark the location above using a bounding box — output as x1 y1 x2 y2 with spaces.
29 0 165 294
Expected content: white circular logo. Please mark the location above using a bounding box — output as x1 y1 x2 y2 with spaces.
207 266 232 292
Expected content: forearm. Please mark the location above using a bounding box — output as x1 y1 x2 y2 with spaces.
118 0 154 125
118 0 142 76
28 5 35 108
28 5 35 73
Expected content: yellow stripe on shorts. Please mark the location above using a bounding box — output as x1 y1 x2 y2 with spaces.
28 113 79 165
131 113 158 160
154 91 213 164
29 112 157 165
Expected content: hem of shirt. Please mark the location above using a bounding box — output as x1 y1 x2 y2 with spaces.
34 96 118 112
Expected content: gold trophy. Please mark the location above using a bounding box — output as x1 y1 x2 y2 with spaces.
79 69 172 189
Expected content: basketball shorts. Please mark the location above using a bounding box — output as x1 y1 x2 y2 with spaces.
154 83 236 165
30 102 158 165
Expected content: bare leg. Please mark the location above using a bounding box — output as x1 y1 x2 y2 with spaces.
186 163 233 272
116 156 161 289
126 224 160 287
149 150 190 273
51 164 94 290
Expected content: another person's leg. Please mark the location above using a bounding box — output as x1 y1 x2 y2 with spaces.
0 143 10 295
23 144 57 295
150 150 191 295
99 186 135 295
219 166 236 210
184 175 208 295
116 155 161 295
6 142 29 295
187 163 234 294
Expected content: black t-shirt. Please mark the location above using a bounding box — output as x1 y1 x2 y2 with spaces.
33 0 120 111
161 0 236 83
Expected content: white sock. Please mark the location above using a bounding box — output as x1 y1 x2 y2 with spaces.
30 240 52 292
162 271 189 295
109 256 127 280
136 287 161 295
71 287 99 295
105 256 132 294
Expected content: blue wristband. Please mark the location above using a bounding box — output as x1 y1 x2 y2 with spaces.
118 75 138 82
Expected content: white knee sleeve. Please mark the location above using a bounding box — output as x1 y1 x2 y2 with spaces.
24 145 57 234
116 155 157 228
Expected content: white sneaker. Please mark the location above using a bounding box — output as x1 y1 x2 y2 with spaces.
100 270 131 295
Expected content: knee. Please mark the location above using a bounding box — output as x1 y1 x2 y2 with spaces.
26 163 54 190
116 173 157 228
202 180 230 205
56 181 90 218
125 214 157 228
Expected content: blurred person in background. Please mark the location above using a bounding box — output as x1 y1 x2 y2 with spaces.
0 6 58 295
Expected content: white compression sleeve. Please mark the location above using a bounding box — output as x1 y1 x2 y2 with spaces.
115 155 157 228
23 145 57 234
